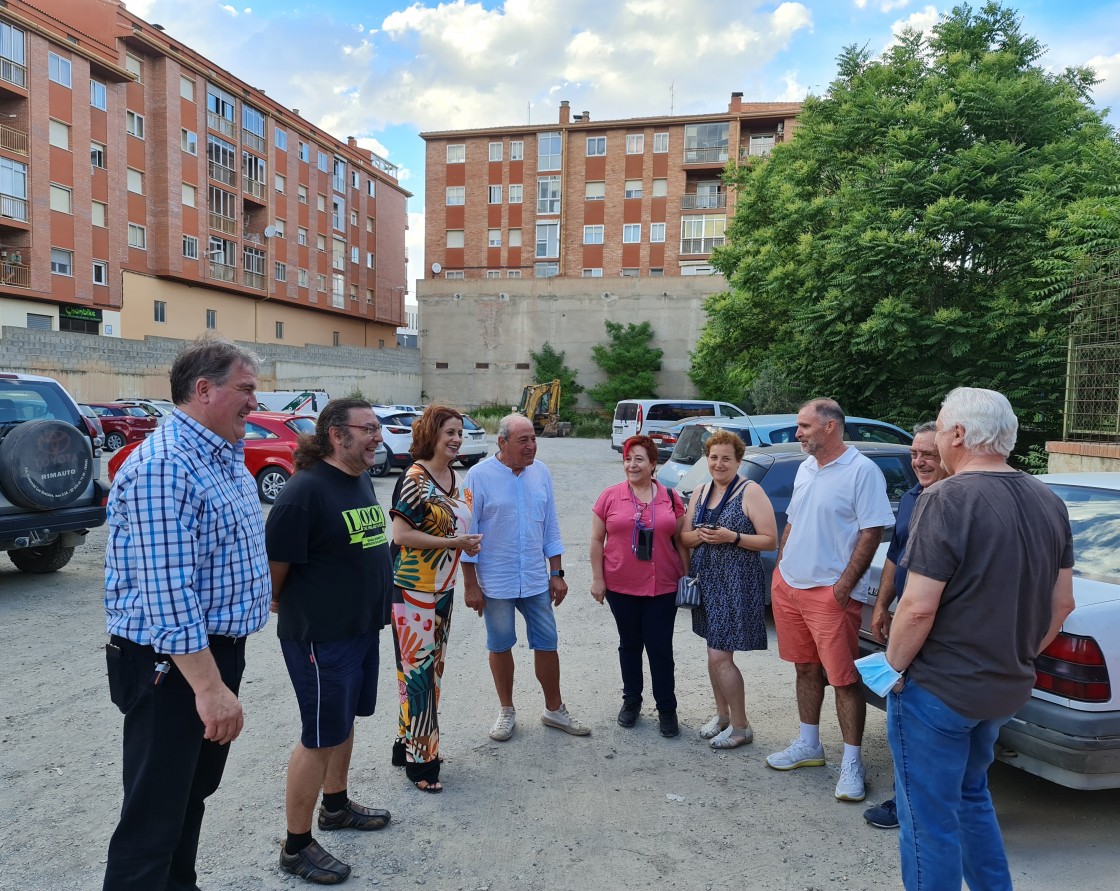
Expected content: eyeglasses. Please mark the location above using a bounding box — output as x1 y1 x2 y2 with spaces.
340 423 382 436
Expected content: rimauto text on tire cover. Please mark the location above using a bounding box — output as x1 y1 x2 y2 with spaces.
0 420 94 510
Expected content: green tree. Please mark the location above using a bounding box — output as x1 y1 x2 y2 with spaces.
588 320 663 407
528 341 583 417
692 2 1120 438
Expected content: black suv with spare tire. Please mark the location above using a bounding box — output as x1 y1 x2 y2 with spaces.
0 372 106 573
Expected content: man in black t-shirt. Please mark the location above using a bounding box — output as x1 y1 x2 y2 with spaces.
266 398 394 885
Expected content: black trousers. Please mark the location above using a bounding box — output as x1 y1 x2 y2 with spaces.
604 590 678 711
103 634 246 891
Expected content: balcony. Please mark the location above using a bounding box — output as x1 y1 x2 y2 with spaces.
242 271 265 290
243 177 265 201
680 237 725 254
208 261 235 283
242 130 265 153
0 57 26 89
0 260 29 287
0 123 27 155
0 193 28 222
209 212 237 236
681 193 726 210
208 161 236 186
207 111 235 139
683 147 729 164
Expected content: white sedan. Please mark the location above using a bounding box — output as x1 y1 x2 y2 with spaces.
859 471 1120 790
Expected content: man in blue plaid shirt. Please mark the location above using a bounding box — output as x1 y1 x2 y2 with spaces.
102 335 272 891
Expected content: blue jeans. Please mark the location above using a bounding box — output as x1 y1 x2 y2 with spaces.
887 680 1014 891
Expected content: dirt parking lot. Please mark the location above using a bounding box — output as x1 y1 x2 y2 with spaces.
1 437 1118 890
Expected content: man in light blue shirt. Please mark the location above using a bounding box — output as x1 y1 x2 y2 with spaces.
463 414 590 742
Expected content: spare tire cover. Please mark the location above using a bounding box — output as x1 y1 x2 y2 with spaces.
0 419 94 510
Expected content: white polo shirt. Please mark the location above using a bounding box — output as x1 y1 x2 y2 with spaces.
778 446 895 601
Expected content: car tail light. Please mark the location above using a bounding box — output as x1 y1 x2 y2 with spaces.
1035 632 1111 703
636 405 644 433
80 417 104 454
386 426 410 434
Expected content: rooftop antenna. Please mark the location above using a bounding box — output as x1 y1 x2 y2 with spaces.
527 101 531 124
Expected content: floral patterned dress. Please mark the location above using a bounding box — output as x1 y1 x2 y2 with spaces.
390 463 472 783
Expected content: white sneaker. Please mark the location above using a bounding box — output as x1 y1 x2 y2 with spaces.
489 706 517 741
541 703 591 736
766 738 827 770
835 759 867 801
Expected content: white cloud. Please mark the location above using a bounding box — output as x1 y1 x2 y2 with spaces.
882 4 940 52
1085 52 1120 116
880 0 910 12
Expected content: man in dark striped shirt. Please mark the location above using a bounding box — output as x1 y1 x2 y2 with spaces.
102 335 271 891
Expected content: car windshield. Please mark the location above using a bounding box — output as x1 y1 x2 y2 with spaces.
669 424 715 466
286 417 317 435
1048 484 1120 584
0 381 78 427
462 416 482 431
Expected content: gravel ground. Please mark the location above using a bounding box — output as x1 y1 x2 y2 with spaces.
1 436 1118 890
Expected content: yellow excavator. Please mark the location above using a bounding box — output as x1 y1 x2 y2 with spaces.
515 379 568 437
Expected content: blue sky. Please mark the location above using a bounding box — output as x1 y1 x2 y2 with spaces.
125 0 1120 296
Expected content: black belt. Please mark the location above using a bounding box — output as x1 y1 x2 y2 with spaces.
110 633 245 652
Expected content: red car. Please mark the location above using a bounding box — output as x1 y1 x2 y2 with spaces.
108 411 316 504
86 403 158 452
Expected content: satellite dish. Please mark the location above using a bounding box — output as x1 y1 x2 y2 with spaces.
263 225 278 238
431 262 442 274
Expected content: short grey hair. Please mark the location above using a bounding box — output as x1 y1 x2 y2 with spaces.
939 388 1018 457
802 397 845 427
170 335 260 405
497 413 525 440
913 421 937 436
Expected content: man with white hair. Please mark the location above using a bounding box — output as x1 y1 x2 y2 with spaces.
883 387 1074 891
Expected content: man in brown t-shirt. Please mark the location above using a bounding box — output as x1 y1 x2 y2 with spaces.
884 387 1074 891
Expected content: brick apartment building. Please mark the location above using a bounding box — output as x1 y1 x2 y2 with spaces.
0 0 409 349
420 94 800 281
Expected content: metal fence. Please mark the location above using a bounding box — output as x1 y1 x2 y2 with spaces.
1065 254 1120 440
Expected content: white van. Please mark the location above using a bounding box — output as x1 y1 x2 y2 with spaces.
255 390 332 416
611 399 747 451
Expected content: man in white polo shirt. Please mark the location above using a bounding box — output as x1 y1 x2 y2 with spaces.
766 398 895 803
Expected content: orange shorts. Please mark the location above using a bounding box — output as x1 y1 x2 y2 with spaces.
771 569 861 686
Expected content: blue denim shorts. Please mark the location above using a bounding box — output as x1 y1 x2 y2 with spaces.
483 591 558 653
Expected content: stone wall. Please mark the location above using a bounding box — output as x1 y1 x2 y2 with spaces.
1046 441 1120 473
0 326 421 404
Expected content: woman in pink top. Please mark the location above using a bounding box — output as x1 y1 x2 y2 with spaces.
590 435 689 737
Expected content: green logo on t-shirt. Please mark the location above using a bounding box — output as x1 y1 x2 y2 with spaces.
342 504 388 549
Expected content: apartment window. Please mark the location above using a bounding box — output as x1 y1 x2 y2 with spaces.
298 227 308 246
317 193 326 212
298 185 308 204
153 300 166 323
508 270 522 279
48 52 71 87
749 134 776 156
349 209 357 225
650 267 664 276
535 221 559 258
276 321 284 339
331 196 345 231
536 176 561 214
243 152 267 191
623 224 641 243
49 184 72 213
652 178 667 198
586 136 606 157
93 261 108 286
50 248 73 276
275 173 285 193
446 186 465 206
298 141 310 162
447 230 465 249
317 234 326 251
128 223 147 249
487 229 502 248
274 220 286 239
444 270 465 280
538 132 561 170
49 119 70 149
92 201 107 227
582 268 603 278
183 235 199 259
332 156 346 192
489 142 503 161
621 268 639 277
275 127 287 150
332 274 345 306
488 185 502 204
351 170 360 190
510 140 524 161
208 135 236 183
367 179 376 197
298 268 309 287
126 168 143 194
275 261 287 282
650 222 666 243
180 76 195 101
350 246 359 265
0 22 26 88
684 122 729 163
509 184 523 204
486 270 501 279
585 181 605 201
317 273 326 291
209 185 238 223
333 332 341 346
178 128 197 155
366 252 375 268
624 179 642 199
125 55 142 81
182 183 196 207
317 151 329 172
125 110 144 139
583 224 604 245
534 262 559 278
446 144 465 163
91 142 106 169
626 134 644 154
653 132 669 153
509 228 521 247
366 216 374 233
90 80 107 110
680 214 727 253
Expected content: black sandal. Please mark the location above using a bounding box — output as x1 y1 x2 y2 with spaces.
414 779 443 794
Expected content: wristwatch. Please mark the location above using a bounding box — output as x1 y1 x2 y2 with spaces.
550 569 565 578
